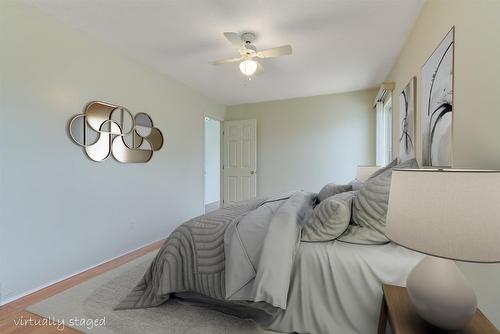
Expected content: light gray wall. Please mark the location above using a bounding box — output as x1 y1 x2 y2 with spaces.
225 89 377 196
386 0 500 326
0 1 224 303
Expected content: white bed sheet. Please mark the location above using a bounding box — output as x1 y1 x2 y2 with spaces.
268 241 424 334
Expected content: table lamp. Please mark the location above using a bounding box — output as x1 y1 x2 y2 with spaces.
356 165 381 182
386 169 500 330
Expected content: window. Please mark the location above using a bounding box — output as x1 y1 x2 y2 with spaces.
376 93 393 166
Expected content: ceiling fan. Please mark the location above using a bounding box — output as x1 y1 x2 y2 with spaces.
211 32 292 76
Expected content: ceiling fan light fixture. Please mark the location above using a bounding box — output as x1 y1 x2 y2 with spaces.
239 59 258 76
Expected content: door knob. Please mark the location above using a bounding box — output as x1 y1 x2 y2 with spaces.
250 170 255 175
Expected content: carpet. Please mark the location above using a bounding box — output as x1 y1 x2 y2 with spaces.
27 251 276 334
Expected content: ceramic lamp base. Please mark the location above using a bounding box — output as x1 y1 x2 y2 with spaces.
406 256 477 330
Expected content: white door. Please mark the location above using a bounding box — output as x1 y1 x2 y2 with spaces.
223 120 257 206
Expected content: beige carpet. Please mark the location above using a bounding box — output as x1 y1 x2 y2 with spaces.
27 251 276 334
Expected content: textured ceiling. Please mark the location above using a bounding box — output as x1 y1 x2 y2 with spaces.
28 0 425 105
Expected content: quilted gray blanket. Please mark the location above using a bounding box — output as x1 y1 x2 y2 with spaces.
115 192 314 310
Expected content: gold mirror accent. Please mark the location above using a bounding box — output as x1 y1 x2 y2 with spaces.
69 101 164 163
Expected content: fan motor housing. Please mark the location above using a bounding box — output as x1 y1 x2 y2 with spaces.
241 32 256 44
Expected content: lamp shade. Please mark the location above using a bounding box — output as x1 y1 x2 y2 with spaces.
356 165 381 182
386 169 500 263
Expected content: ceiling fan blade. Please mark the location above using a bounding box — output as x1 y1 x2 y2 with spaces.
256 45 292 59
223 32 242 49
255 61 264 75
211 56 243 65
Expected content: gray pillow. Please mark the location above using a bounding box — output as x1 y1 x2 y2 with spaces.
347 160 397 192
348 179 365 191
366 159 398 181
301 191 356 242
317 183 352 202
338 158 418 245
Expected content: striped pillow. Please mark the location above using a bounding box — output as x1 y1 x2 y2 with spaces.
301 191 356 242
338 158 419 244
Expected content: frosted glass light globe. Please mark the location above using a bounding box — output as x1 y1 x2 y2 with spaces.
239 60 257 76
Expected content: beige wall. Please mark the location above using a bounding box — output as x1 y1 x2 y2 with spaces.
386 0 500 326
225 89 377 196
0 1 224 304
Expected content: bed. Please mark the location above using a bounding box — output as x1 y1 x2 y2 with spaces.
116 160 422 334
267 241 422 333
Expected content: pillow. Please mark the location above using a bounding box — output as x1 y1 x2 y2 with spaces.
317 183 352 202
338 158 419 245
301 191 356 242
346 160 397 193
348 179 365 191
366 159 398 181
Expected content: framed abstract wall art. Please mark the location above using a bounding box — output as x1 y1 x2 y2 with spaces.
420 27 454 167
398 77 416 161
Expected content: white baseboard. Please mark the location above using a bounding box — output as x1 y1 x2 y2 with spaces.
0 237 164 306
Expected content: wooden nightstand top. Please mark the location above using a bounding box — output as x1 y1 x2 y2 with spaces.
378 284 499 334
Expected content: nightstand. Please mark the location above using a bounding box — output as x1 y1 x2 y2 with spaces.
378 284 499 334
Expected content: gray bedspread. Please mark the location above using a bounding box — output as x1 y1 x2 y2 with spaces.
115 197 268 309
115 192 312 310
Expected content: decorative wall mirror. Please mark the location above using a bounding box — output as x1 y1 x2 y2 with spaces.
69 101 163 163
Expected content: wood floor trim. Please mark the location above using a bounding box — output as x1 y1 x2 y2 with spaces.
0 239 164 333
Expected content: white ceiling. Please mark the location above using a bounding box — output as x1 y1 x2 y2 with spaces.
27 0 425 105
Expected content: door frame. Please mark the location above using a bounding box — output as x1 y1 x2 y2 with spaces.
203 114 223 211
